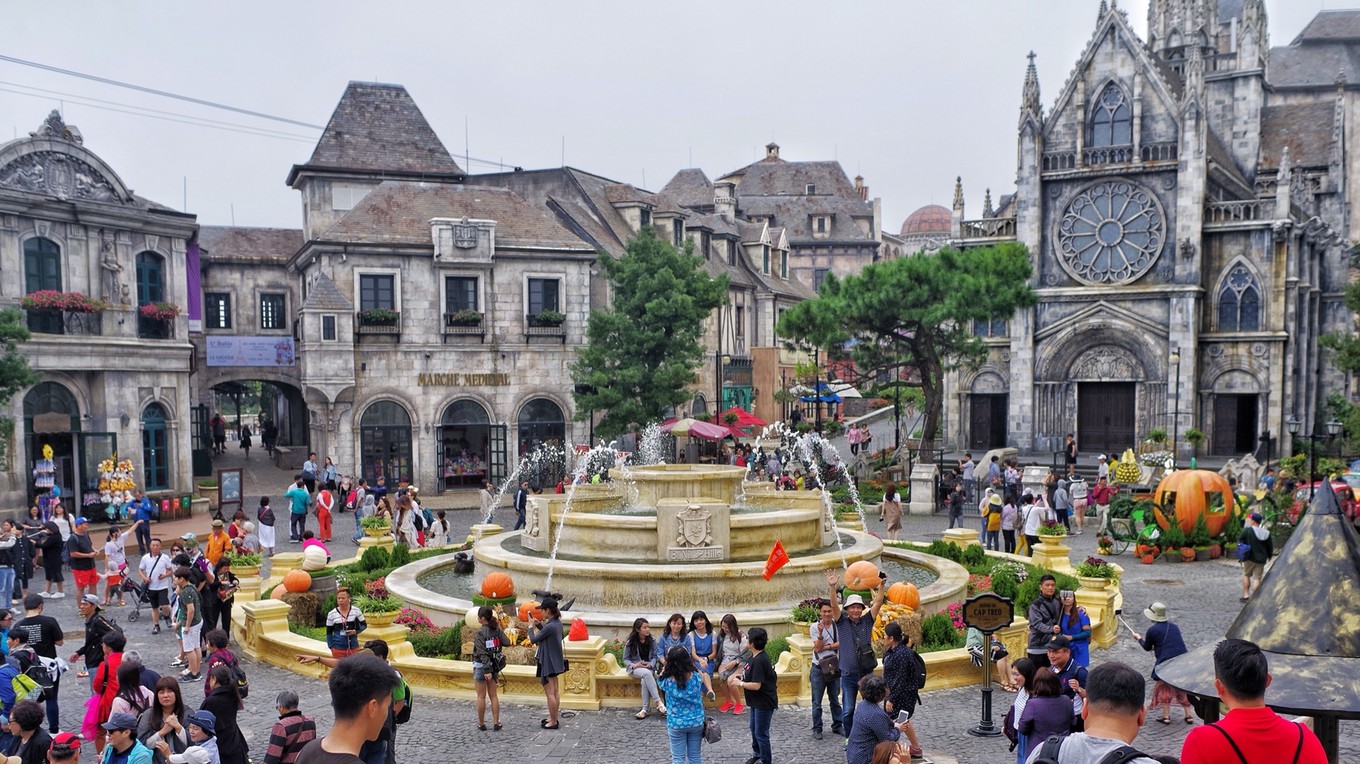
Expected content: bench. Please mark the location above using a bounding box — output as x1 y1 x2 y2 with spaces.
272 446 293 470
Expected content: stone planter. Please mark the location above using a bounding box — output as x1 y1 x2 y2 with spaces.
233 564 260 579
1193 547 1211 562
1076 575 1111 592
365 610 400 628
1031 538 1074 574
364 525 392 538
1166 549 1184 563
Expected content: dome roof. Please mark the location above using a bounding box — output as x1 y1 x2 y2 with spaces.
900 204 952 236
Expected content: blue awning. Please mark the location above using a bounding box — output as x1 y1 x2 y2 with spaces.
799 382 842 403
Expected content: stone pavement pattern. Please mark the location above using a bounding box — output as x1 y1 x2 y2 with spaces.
32 448 1352 763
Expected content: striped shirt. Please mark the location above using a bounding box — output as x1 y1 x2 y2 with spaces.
263 711 317 764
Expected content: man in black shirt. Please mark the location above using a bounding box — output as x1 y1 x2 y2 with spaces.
69 595 119 681
66 517 99 601
14 593 63 733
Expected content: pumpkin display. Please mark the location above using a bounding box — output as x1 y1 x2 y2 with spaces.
1152 469 1233 537
1114 449 1143 483
301 545 329 571
517 600 542 624
1140 554 1156 565
271 583 289 599
481 572 515 599
885 582 920 610
843 560 880 590
282 569 312 593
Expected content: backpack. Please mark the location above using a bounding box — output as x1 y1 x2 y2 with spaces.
1032 735 1147 764
393 679 412 724
8 666 41 702
411 512 424 532
207 651 249 699
904 647 927 695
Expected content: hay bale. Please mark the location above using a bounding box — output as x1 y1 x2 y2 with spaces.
281 591 319 627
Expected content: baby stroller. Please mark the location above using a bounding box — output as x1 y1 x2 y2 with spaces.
120 574 152 621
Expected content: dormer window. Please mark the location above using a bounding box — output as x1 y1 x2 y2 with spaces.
805 184 816 195
762 246 770 275
640 208 651 226
780 251 788 279
701 232 711 259
816 217 827 233
727 240 736 266
673 220 684 248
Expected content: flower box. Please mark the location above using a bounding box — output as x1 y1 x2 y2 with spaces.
139 302 181 321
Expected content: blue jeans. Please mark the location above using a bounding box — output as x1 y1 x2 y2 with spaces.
810 664 842 732
1016 732 1028 764
0 568 14 606
666 725 702 764
748 706 773 764
840 673 862 736
44 676 59 734
352 506 365 543
984 529 1000 551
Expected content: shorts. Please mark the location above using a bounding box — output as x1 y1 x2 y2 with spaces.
1243 560 1265 580
147 588 169 608
472 661 489 682
180 621 203 652
72 568 100 588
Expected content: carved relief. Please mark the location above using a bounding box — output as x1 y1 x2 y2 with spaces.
674 504 713 548
0 152 121 203
526 499 541 537
1070 346 1141 381
564 663 591 694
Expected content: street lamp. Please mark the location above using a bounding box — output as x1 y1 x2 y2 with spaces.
1168 347 1181 459
1286 415 1343 500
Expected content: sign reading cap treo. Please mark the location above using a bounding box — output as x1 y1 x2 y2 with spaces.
962 592 1014 633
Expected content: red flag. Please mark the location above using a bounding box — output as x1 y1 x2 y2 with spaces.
762 540 790 581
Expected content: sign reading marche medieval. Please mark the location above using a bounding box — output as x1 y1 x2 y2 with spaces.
417 373 510 386
206 336 296 367
962 592 1014 633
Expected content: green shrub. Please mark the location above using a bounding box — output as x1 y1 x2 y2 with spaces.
1015 567 1080 613
315 593 338 627
924 540 963 563
359 545 391 572
921 613 960 649
961 544 986 567
389 543 412 568
991 566 1020 601
408 626 463 659
764 636 789 661
288 621 326 641
603 639 625 666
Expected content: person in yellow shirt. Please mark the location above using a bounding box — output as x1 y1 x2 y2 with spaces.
985 495 1003 551
204 519 231 565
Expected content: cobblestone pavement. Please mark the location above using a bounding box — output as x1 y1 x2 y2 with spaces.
36 450 1352 763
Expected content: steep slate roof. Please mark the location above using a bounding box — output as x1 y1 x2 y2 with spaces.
289 82 463 182
1272 11 1360 89
199 226 303 261
726 159 859 198
659 168 715 209
738 195 876 242
1259 102 1336 169
320 181 590 249
1205 126 1253 196
462 167 636 256
301 272 352 311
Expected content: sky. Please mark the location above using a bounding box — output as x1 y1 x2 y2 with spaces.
1 1 1328 234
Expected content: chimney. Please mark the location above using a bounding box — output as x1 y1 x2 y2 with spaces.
765 142 780 160
714 181 737 221
855 175 868 201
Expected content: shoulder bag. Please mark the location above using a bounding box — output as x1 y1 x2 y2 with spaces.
847 618 877 674
702 715 722 743
816 623 840 678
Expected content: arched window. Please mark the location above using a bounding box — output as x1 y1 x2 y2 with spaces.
1218 264 1262 331
1090 83 1132 147
518 398 566 486
24 238 63 334
136 251 165 305
438 400 491 491
359 401 412 487
141 403 169 491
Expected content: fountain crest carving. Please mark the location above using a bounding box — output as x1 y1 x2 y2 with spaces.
675 504 714 548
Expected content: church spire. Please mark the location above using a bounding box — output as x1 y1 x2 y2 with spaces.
952 177 964 211
1022 51 1042 119
983 188 994 218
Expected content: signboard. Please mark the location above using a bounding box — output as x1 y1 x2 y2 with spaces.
962 592 1015 633
205 336 296 367
217 467 243 519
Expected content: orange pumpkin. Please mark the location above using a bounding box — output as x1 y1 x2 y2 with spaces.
481 572 515 599
843 560 880 590
1152 469 1233 537
885 582 920 610
271 583 289 598
517 600 542 623
282 569 312 593
1140 554 1156 565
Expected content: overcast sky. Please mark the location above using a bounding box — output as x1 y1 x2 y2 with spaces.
2 1 1327 234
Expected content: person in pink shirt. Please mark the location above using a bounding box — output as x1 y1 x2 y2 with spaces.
300 532 330 563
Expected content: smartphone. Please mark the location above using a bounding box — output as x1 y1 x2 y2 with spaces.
896 710 909 723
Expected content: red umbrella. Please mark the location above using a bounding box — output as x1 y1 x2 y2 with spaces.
718 407 767 429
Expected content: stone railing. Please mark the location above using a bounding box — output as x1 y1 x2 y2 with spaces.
1139 142 1178 162
1205 199 1266 225
1084 145 1137 165
1042 142 1177 172
958 217 1016 240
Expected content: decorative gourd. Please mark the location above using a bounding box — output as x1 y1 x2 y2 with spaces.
301 545 328 571
1152 469 1233 537
1140 554 1156 565
1114 449 1143 483
481 572 515 599
843 560 880 590
885 582 920 610
517 600 542 624
271 583 289 599
1179 546 1197 562
282 569 312 593
568 618 589 641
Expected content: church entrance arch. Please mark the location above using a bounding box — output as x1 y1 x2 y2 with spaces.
1037 337 1162 456
968 371 1008 450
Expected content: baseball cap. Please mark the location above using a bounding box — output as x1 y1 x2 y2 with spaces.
50 732 81 752
169 748 213 764
79 595 101 608
843 594 866 608
73 517 89 526
186 710 216 736
1044 634 1072 650
1249 512 1263 523
101 712 139 731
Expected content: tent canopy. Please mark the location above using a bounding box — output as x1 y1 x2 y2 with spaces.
661 418 734 441
798 382 842 404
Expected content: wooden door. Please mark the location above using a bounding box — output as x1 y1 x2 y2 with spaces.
1213 395 1258 455
969 394 1009 450
1078 383 1135 455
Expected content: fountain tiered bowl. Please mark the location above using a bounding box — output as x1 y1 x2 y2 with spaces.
387 464 962 637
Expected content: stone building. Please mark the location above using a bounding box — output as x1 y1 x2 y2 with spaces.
944 1 1355 459
0 111 198 509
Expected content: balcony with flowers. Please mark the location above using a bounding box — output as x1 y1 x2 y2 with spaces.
138 302 180 339
20 290 107 336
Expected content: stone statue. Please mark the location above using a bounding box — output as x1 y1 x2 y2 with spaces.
100 240 125 305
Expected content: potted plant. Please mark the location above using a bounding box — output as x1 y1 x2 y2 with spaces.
1184 428 1206 467
21 290 107 313
532 310 565 327
229 551 263 578
196 478 219 512
1074 556 1117 589
1037 520 1068 545
722 412 741 427
356 594 403 627
360 308 399 324
361 516 392 537
791 598 820 629
139 302 181 322
1145 428 1168 444
1096 535 1114 555
448 309 483 326
1161 520 1187 562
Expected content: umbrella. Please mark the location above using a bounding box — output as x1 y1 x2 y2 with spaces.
799 382 842 404
661 418 735 441
718 407 767 429
827 382 862 399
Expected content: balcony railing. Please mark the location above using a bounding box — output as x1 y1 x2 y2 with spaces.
1042 142 1178 172
524 313 566 343
356 311 401 336
27 310 105 336
1204 200 1266 225
138 315 174 340
958 217 1016 240
442 312 486 341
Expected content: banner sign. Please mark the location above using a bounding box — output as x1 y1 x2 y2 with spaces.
206 336 296 367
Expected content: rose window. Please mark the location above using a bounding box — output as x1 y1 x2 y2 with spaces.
1056 180 1166 285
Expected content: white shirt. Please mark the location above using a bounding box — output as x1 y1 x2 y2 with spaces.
104 535 128 572
139 552 173 591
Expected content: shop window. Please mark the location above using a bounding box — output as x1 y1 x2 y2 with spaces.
359 400 412 487
438 399 491 491
518 398 566 487
141 403 169 491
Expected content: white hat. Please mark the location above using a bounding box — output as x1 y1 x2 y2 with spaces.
844 594 867 608
169 747 213 764
1098 454 1107 461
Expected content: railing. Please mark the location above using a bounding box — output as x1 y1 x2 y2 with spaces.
524 313 566 343
442 312 486 339
1084 145 1137 165
138 315 174 340
1042 151 1077 172
1042 142 1177 172
26 310 64 335
355 311 401 335
1204 200 1266 225
1140 142 1178 162
958 217 1016 240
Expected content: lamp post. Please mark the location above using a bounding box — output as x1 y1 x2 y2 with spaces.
1286 415 1343 500
1169 347 1181 461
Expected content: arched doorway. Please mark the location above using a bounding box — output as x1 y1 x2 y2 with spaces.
141 403 169 491
437 399 494 492
518 398 566 488
359 401 412 487
23 381 120 513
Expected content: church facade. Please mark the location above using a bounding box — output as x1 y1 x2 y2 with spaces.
943 1 1356 460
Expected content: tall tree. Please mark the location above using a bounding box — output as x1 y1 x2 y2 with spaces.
0 308 41 458
777 244 1037 457
572 228 727 440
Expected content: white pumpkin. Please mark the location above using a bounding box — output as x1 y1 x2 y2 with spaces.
301 544 329 571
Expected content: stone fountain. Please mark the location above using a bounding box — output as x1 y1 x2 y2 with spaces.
387 463 964 638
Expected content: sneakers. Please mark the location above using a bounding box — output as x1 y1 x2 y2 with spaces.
170 658 186 668
910 747 924 760
151 625 160 635
813 729 824 740
732 703 745 715
831 725 844 736
181 672 201 681
718 701 733 713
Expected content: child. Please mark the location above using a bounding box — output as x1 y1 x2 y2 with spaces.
427 510 449 547
102 522 139 606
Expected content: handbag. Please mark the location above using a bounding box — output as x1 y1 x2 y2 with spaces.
814 622 840 678
718 648 753 681
847 620 877 674
702 715 722 743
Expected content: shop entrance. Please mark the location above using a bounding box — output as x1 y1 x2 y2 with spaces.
437 400 494 492
24 381 117 516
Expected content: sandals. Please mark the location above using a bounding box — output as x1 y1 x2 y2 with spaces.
478 724 487 731
1185 716 1195 724
635 710 649 720
1158 717 1172 725
493 723 502 731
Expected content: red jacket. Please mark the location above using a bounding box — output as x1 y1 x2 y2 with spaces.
93 651 123 722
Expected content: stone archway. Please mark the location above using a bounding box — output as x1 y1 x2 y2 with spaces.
1034 327 1166 455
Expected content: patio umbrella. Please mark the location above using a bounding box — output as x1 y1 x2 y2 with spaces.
661 418 734 441
799 382 842 404
718 407 767 429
